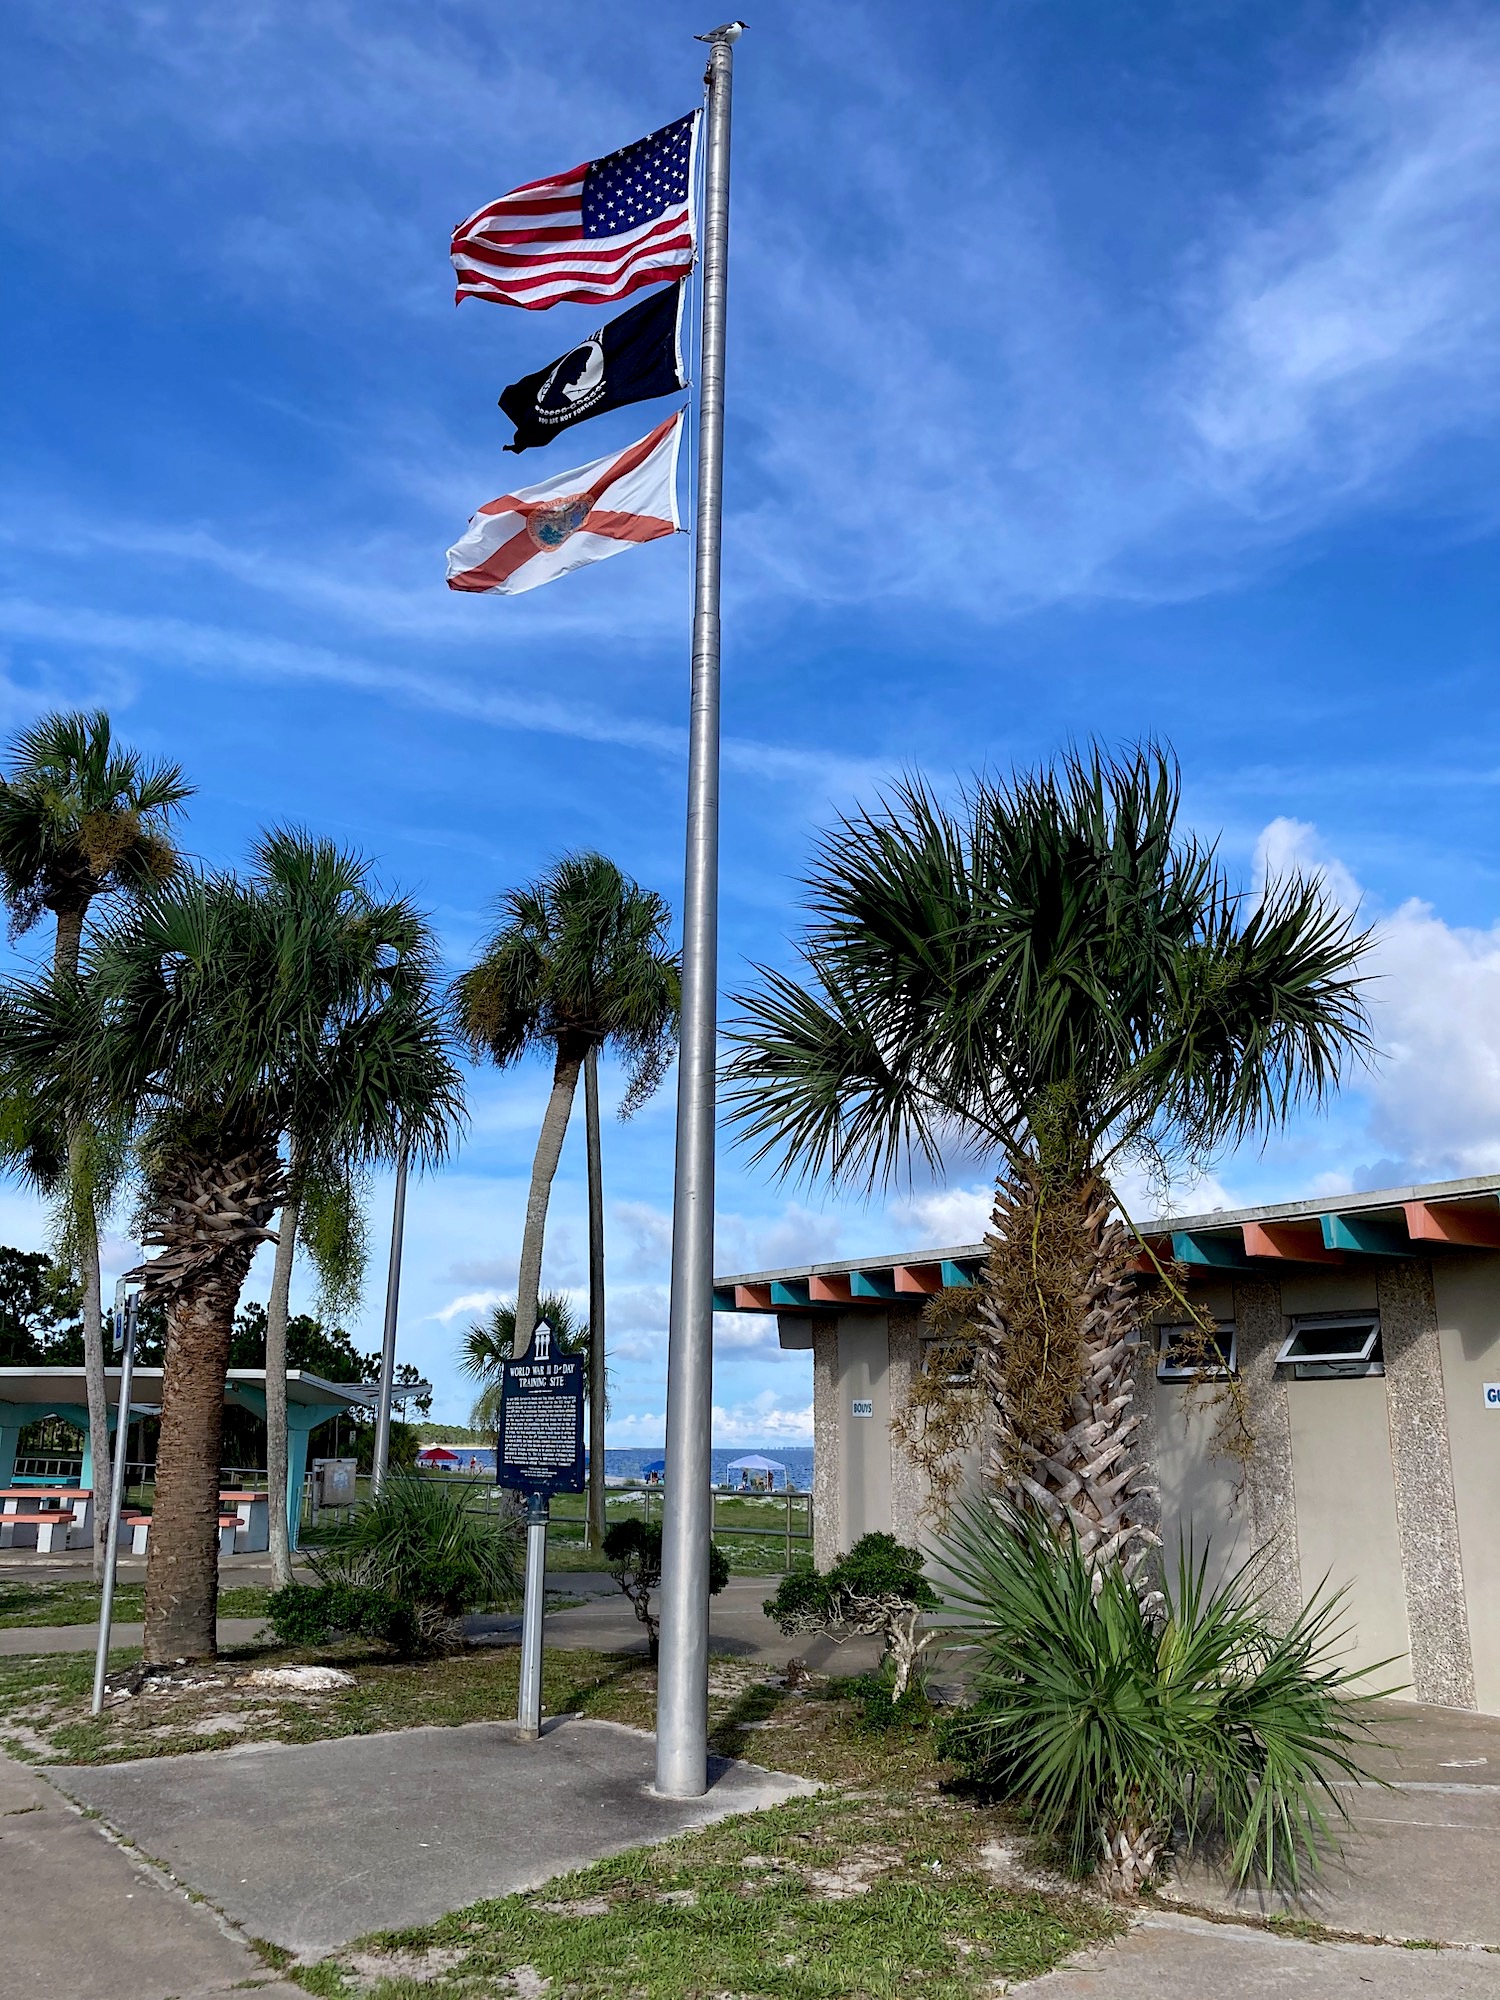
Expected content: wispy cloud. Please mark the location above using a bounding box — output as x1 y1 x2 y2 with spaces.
0 594 877 790
1182 18 1500 510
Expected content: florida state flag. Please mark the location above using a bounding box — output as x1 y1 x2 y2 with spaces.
446 411 682 596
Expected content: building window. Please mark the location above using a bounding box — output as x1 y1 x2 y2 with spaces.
1276 1314 1383 1380
1156 1322 1237 1381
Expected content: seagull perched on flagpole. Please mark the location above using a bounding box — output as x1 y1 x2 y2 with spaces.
695 21 745 40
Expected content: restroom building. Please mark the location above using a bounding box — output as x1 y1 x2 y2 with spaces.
714 1173 1500 1714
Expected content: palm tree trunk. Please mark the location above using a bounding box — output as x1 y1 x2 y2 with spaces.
978 1162 1158 1575
584 1046 607 1548
53 902 112 1586
143 1274 240 1662
511 1044 584 1358
264 1193 298 1590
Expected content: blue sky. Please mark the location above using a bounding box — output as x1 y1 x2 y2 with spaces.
2 1 1498 1441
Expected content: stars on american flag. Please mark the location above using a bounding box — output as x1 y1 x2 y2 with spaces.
583 115 695 238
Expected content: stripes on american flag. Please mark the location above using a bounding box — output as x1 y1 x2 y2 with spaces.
452 112 699 311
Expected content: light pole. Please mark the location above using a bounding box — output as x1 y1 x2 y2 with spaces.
655 19 740 1800
91 1282 138 1715
371 1141 409 1494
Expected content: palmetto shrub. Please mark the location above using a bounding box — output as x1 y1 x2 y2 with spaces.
309 1472 523 1646
266 1580 418 1654
941 1501 1391 1896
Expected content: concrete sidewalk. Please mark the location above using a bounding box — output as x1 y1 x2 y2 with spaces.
0 1616 270 1656
49 1713 817 1955
0 1748 294 1998
1160 1702 1500 1948
467 1570 887 1675
1015 1911 1500 1997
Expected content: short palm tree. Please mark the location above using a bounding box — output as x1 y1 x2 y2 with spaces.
726 746 1372 1570
452 853 678 1542
0 709 192 1580
0 848 464 1662
460 1293 590 1438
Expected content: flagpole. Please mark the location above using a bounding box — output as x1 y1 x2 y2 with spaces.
655 19 741 1801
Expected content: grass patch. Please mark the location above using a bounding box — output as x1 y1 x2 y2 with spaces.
0 1630 1119 1997
0 1578 271 1629
0 1638 669 1765
546 1533 797 1579
310 1789 1118 1998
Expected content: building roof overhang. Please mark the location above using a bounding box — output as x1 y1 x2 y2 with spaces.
713 1172 1500 1324
0 1367 387 1416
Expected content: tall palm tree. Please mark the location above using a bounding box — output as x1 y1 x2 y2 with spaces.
452 853 679 1543
726 746 1373 1572
0 710 192 1579
251 831 390 1590
461 1293 590 1439
0 848 464 1662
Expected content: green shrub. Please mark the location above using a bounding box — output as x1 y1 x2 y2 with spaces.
266 1581 418 1653
601 1518 729 1661
832 1665 938 1736
310 1471 522 1618
941 1500 1392 1895
764 1532 941 1700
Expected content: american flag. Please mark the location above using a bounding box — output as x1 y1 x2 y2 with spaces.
452 113 699 312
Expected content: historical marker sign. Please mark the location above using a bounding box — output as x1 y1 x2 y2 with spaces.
498 1325 586 1495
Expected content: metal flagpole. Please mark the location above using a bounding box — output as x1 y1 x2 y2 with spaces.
655 18 741 1801
91 1284 137 1716
371 1141 410 1495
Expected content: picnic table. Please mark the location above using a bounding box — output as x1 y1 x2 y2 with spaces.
0 1485 92 1552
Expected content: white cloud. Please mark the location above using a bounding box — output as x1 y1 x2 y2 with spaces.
1249 816 1500 1183
429 1289 507 1327
888 1183 993 1247
714 1312 781 1355
1254 815 1365 913
739 14 1500 616
1185 21 1500 501
714 1202 845 1276
0 592 876 795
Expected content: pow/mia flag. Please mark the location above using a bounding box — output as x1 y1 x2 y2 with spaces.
499 282 684 452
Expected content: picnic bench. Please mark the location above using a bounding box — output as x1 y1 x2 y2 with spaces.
125 1490 269 1558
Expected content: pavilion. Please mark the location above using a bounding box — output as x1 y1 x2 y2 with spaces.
0 1367 377 1546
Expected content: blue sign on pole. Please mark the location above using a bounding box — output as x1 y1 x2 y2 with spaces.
498 1326 586 1496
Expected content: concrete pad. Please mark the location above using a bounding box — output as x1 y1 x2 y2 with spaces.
1015 1911 1500 1997
51 1714 817 1956
0 1749 295 1998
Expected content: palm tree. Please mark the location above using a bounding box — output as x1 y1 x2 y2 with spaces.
726 746 1373 1572
460 1292 590 1439
0 846 464 1662
452 853 679 1545
0 710 191 1579
250 831 395 1590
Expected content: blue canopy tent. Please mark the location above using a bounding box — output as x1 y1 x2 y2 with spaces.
727 1452 788 1491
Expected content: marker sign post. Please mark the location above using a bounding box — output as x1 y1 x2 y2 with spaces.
497 1324 585 1739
